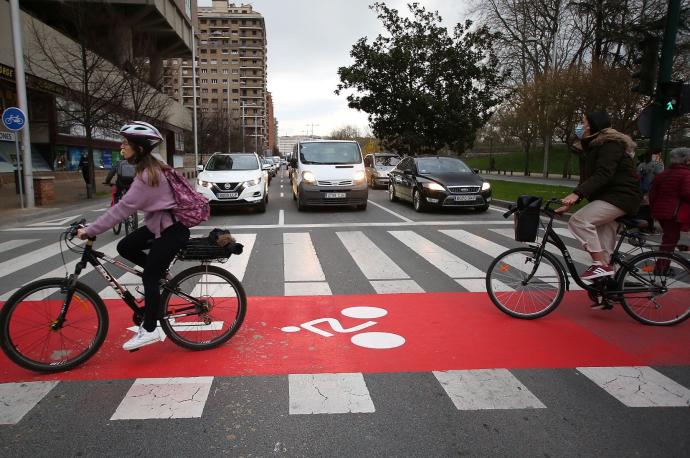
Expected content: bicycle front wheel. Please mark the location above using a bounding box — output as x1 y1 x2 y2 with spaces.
486 247 566 319
112 220 122 235
0 278 108 372
617 251 690 326
160 265 247 350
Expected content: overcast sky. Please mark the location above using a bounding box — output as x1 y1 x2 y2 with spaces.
198 1 471 137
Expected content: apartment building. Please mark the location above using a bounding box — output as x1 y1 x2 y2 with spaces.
163 1 268 154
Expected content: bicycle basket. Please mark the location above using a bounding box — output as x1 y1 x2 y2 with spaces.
514 195 543 242
177 237 243 261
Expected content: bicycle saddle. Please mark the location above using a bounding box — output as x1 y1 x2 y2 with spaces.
615 217 648 229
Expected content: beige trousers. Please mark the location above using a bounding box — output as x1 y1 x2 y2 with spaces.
568 200 626 264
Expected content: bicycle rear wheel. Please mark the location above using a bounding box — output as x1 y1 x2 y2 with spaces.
0 278 108 372
617 251 690 326
486 247 566 319
160 265 246 350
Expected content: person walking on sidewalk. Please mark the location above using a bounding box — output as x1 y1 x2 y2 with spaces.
649 147 690 254
556 111 641 281
76 121 191 351
78 152 91 185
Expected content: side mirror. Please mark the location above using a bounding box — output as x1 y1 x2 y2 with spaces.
473 169 479 174
196 164 204 172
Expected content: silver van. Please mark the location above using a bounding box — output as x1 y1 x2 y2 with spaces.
364 152 401 188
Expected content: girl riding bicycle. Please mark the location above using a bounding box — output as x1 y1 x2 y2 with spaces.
77 121 190 350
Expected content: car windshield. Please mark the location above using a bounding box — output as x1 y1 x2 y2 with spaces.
300 142 361 165
206 154 258 171
375 155 401 166
416 157 472 174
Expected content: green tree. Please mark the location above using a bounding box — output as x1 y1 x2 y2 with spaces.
335 2 507 155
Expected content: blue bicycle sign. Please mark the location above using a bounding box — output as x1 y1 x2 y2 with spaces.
2 107 26 131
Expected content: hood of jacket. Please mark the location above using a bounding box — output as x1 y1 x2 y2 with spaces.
589 128 637 153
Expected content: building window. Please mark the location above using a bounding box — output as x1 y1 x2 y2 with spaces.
211 79 218 83
211 89 218 93
211 59 217 64
210 69 217 74
233 99 239 104
200 68 208 74
222 48 228 54
202 89 208 94
232 60 239 65
231 50 238 55
232 69 238 74
201 79 208 83
223 69 229 74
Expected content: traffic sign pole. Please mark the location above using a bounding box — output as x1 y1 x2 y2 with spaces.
9 0 34 208
15 133 23 208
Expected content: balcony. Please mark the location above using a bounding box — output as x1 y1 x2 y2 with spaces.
19 0 195 58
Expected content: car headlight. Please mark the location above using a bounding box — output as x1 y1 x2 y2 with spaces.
422 182 445 191
243 177 261 187
302 171 317 184
481 181 491 191
354 170 366 182
197 179 212 189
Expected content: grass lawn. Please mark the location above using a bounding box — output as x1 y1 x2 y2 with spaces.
465 145 579 176
488 179 584 212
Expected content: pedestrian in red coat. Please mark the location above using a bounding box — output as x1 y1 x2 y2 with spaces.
649 147 690 252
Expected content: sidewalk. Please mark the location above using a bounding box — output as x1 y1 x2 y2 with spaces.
480 170 579 187
0 178 110 228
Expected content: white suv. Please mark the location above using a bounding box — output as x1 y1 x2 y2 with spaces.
196 153 268 213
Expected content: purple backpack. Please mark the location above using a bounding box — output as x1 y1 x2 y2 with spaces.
163 168 210 227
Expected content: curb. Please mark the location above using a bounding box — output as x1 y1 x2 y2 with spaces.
0 197 111 229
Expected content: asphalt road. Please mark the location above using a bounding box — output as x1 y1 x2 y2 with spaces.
0 169 688 457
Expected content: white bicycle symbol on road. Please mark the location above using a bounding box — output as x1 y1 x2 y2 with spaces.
280 306 405 349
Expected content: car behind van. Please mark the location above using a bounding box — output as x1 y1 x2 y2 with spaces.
290 140 368 210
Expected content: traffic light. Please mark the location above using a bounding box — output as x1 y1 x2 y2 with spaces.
631 36 659 96
659 81 683 116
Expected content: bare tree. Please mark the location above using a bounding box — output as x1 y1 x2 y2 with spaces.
329 125 362 140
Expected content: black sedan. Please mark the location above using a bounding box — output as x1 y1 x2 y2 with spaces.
387 156 492 212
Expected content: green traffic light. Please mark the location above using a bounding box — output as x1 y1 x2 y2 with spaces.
666 101 674 111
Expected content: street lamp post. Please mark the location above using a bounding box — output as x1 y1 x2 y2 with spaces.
227 78 231 152
241 102 245 153
542 8 559 179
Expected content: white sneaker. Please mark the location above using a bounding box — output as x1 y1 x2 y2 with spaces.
123 326 163 351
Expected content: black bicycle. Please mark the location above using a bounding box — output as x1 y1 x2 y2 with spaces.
485 198 690 326
106 183 138 235
0 220 247 372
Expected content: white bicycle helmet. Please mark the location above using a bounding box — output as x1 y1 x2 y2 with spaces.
119 121 163 149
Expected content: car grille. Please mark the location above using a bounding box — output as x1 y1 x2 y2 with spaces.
317 180 354 186
448 185 480 194
214 182 240 191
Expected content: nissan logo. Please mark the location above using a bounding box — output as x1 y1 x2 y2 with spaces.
224 183 232 190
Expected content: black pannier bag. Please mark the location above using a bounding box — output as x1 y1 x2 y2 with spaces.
514 195 543 242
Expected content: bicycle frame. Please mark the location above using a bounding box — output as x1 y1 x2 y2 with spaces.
526 205 665 297
55 238 204 328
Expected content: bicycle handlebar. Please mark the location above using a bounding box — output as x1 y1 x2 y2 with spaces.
66 218 87 241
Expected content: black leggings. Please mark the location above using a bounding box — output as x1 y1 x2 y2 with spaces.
117 222 190 332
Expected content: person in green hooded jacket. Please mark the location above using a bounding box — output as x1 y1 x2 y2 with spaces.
557 111 641 284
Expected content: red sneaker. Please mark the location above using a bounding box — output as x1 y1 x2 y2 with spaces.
581 264 614 281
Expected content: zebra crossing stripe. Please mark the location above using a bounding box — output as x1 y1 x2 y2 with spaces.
0 381 59 425
389 230 497 292
0 240 120 301
337 231 423 293
284 233 331 296
577 366 690 407
433 369 546 410
288 373 375 414
490 228 594 266
0 239 37 254
0 241 66 279
110 377 214 420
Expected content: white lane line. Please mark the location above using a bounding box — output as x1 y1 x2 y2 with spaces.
279 210 284 225
284 233 331 295
577 366 690 407
0 381 59 425
280 192 284 198
28 215 82 227
552 228 637 253
0 239 37 254
0 241 67 279
111 377 214 420
367 200 413 222
337 231 423 293
289 373 375 414
434 369 546 410
389 230 497 291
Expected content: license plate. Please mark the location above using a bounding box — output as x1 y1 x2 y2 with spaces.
218 192 239 199
454 195 477 201
325 192 346 198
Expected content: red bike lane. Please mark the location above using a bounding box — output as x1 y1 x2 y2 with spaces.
1 291 689 382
